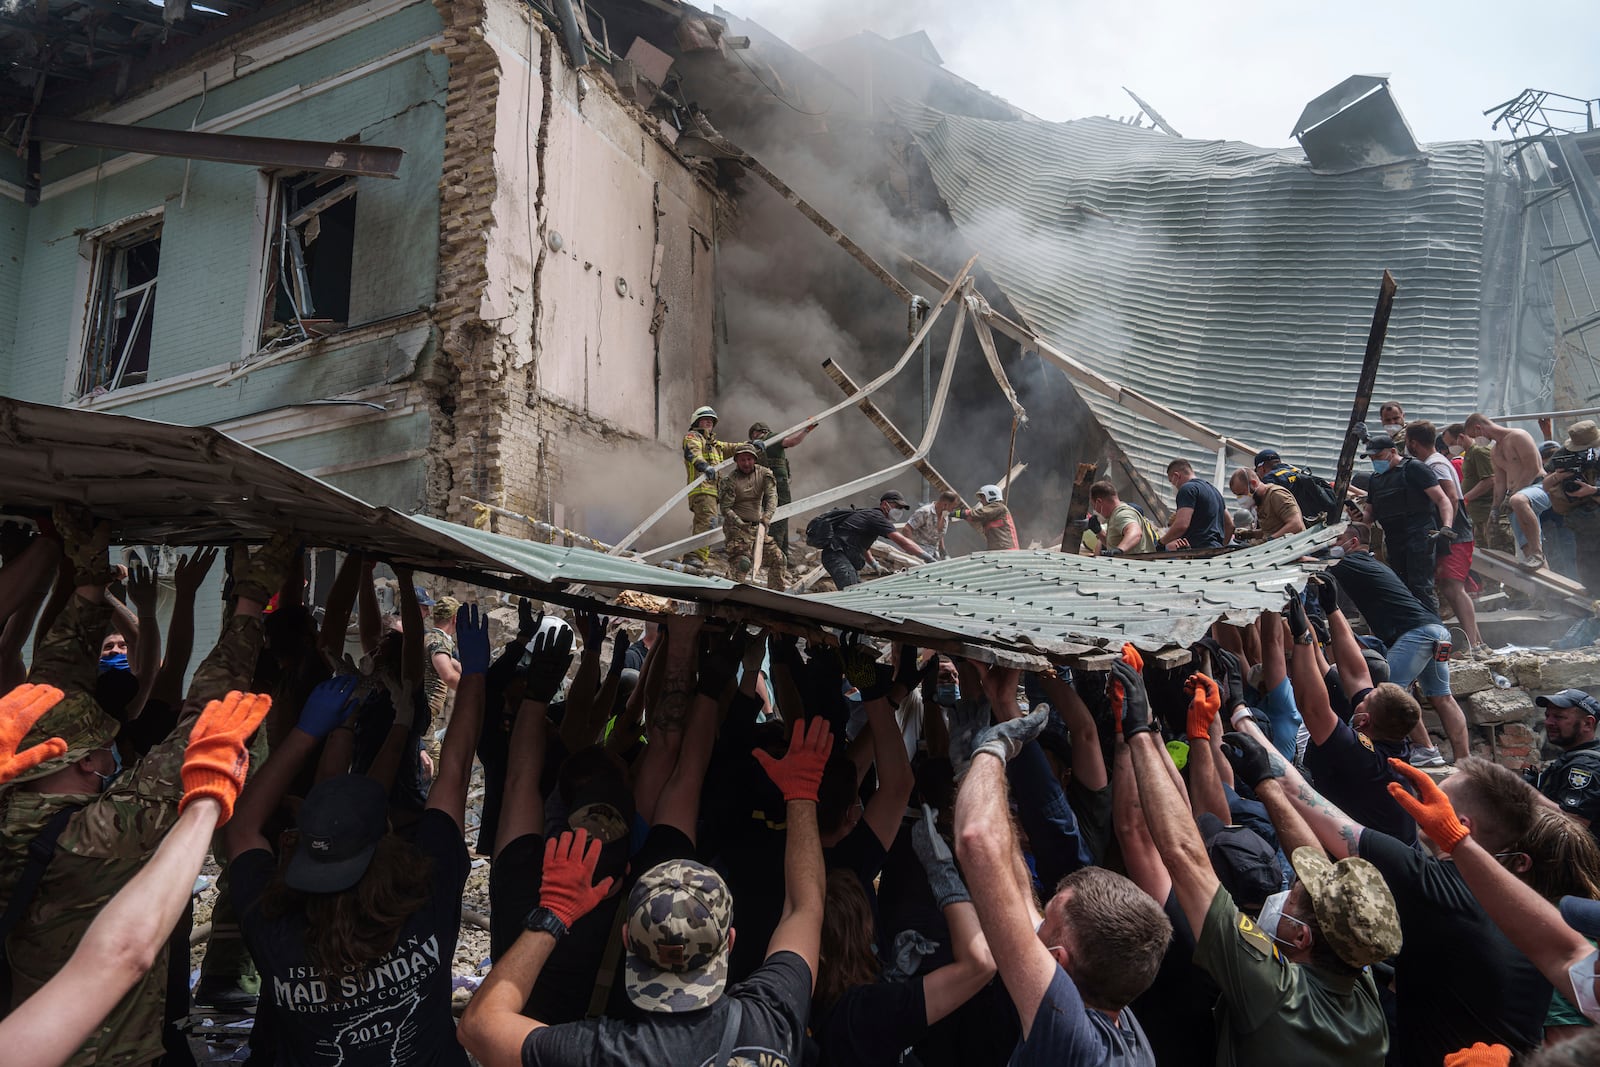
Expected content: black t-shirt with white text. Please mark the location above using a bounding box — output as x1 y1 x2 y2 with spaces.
233 809 470 1067
521 950 814 1067
1358 830 1549 1062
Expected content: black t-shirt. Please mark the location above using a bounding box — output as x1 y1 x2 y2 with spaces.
521 950 813 1067
1367 458 1440 536
233 809 470 1067
1127 892 1218 1067
1329 551 1441 645
1303 720 1417 845
826 819 890 906
1358 830 1550 1062
1174 479 1227 548
815 977 929 1067
832 508 897 558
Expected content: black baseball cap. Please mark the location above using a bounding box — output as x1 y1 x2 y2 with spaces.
880 490 909 507
1364 434 1398 456
286 774 389 893
1253 449 1280 467
1537 689 1600 717
1197 812 1283 913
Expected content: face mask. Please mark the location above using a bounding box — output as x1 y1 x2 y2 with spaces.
1255 890 1308 948
1371 459 1391 475
98 653 130 674
1569 947 1600 1022
95 744 124 792
934 684 960 706
1383 423 1404 436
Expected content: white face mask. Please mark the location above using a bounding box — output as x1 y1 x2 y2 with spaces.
1569 947 1600 1022
1255 890 1309 949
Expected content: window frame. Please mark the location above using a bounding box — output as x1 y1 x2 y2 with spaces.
69 207 165 401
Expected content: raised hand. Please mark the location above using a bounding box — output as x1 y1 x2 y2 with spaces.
173 546 220 597
0 684 66 785
455 603 491 676
295 675 361 739
1386 758 1469 852
971 706 1048 763
539 828 615 929
524 624 574 703
754 716 834 802
1220 730 1281 789
180 691 272 823
1183 672 1221 741
1110 646 1152 738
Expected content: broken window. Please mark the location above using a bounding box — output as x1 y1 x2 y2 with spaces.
260 172 358 347
77 217 161 397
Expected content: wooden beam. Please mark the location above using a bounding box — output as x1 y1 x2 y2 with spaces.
820 358 969 508
1331 271 1397 508
1059 462 1097 554
1473 548 1597 615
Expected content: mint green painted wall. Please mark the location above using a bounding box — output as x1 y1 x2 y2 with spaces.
5 3 445 512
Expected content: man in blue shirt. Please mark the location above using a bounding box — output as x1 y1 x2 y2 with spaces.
1159 459 1233 549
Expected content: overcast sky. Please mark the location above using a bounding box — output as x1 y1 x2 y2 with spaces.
723 0 1599 147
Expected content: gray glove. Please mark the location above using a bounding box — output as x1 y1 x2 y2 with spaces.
971 707 1048 764
913 805 969 910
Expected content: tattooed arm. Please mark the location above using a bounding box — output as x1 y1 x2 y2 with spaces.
1231 715 1365 858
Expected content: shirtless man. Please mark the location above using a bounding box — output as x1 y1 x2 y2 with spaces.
1463 413 1547 567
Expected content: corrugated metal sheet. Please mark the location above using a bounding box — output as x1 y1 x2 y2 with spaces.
0 396 1337 660
901 106 1531 491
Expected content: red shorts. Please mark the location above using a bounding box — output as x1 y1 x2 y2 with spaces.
1436 539 1474 583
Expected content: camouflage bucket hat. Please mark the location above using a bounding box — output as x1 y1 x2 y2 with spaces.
1290 846 1402 968
6 692 118 786
748 422 771 439
624 859 734 1013
429 595 461 622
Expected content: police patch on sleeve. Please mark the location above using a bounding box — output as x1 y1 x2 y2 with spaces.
1569 767 1594 791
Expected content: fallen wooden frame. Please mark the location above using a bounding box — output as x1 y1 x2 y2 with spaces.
608 254 978 556
639 293 971 563
1472 547 1598 615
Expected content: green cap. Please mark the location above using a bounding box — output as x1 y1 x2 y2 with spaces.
1290 846 1402 968
7 692 118 786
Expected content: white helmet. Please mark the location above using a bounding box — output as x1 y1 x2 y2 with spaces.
977 484 1003 504
526 614 574 653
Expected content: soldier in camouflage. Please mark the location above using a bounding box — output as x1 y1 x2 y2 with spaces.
718 444 783 587
748 420 815 555
0 512 296 1067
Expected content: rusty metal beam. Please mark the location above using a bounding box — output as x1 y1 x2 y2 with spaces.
31 117 403 178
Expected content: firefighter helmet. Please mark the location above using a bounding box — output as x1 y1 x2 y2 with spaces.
689 406 719 427
977 484 1004 504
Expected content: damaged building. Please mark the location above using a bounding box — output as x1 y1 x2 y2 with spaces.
1 0 1597 559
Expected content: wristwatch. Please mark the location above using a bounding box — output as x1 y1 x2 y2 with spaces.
524 905 569 941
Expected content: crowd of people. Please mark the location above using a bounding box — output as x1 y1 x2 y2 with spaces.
0 491 1598 1067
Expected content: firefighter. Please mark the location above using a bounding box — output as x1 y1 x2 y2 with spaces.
681 406 759 567
952 484 1019 551
719 444 784 587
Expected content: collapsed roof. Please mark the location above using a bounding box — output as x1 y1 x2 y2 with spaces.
897 101 1551 488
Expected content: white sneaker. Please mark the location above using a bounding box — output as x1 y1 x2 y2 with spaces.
1408 745 1447 768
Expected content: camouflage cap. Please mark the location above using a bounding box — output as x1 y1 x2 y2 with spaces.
748 422 771 438
5 691 118 786
1290 846 1402 969
429 595 461 622
624 859 733 1013
732 443 760 459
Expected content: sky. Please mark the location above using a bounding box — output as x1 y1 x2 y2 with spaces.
721 0 1600 147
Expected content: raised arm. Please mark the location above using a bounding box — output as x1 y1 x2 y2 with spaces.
912 805 997 1023
1038 668 1108 790
757 716 833 982
428 604 489 830
316 551 364 666
1220 730 1324 858
780 422 817 449
954 707 1059 1038
1308 573 1372 700
855 653 915 847
123 559 161 721
558 612 606 753
494 625 569 856
152 547 218 708
1183 673 1230 825
1283 585 1338 745
356 558 382 655
1226 712 1365 859
1114 738 1172 904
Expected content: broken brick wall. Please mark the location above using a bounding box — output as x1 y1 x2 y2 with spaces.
427 0 721 545
1437 648 1600 770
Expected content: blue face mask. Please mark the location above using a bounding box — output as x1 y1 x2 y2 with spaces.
98 653 130 674
95 744 124 792
1371 459 1391 475
934 684 961 706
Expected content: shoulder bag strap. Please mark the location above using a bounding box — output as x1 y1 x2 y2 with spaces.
713 997 743 1067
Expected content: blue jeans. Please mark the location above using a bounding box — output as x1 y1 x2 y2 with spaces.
1511 486 1552 551
1262 677 1304 764
1007 741 1094 890
1386 623 1451 697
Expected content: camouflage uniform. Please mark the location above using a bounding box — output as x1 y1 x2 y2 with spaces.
718 464 781 583
682 429 753 566
750 422 793 549
0 594 264 1067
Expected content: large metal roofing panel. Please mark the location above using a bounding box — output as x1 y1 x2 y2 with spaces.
0 396 1337 661
900 104 1528 493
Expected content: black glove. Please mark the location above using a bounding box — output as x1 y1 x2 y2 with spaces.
1220 730 1282 789
1307 572 1341 618
1110 660 1154 738
1100 547 1123 557
1086 514 1103 535
695 628 747 698
1284 584 1312 644
893 644 924 692
524 625 575 703
516 597 538 642
1310 613 1331 647
857 663 895 702
693 459 714 477
608 628 629 676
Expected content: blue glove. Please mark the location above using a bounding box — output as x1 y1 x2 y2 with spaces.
456 603 491 676
296 675 361 738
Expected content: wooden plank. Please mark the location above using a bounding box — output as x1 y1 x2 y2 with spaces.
1473 547 1597 614
1059 462 1098 555
819 358 969 508
1331 271 1397 507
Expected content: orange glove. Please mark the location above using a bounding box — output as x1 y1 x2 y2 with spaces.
540 828 615 928
754 716 835 801
1183 673 1221 741
0 684 66 785
1387 758 1469 853
180 691 272 824
1109 643 1145 736
1443 1043 1511 1067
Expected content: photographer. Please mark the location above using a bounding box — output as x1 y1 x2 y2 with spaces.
1540 420 1600 589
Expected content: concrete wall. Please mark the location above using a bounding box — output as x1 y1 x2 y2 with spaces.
0 0 447 512
429 0 721 543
